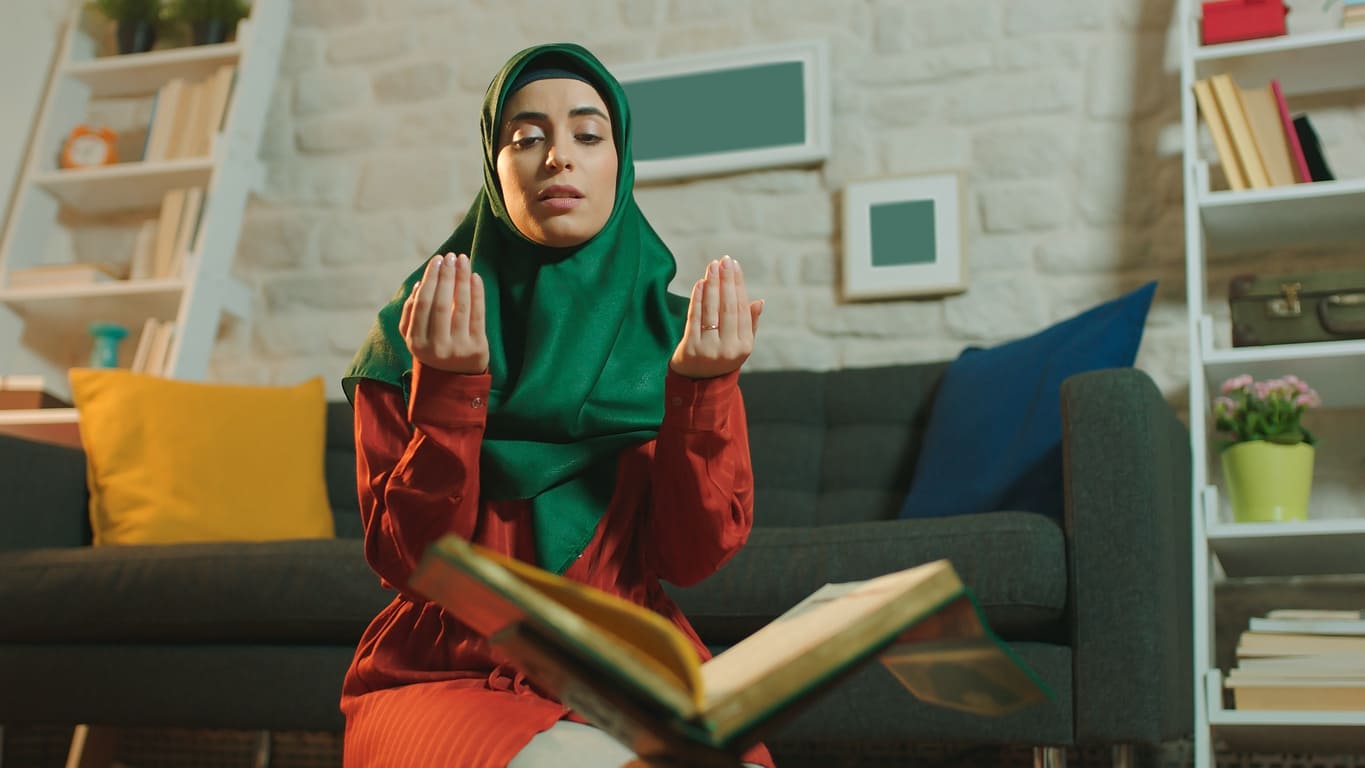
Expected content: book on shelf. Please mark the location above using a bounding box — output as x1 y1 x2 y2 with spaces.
1227 611 1365 711
143 77 184 163
146 186 204 280
0 375 70 410
132 319 177 376
1269 80 1311 184
1239 80 1297 187
139 65 235 164
1237 630 1365 657
1224 676 1365 711
408 536 1049 761
4 262 124 290
1293 115 1335 181
1209 74 1271 189
1192 78 1248 191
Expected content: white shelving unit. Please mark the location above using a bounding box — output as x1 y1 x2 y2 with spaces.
0 0 288 447
1179 3 1365 764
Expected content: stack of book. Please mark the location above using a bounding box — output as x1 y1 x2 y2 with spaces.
143 65 237 164
1191 73 1333 191
1225 609 1365 711
4 262 124 290
129 318 178 376
0 375 70 410
1345 0 1365 29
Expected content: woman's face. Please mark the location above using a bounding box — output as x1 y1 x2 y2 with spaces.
496 78 618 248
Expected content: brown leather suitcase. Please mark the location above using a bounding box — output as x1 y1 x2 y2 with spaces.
1230 271 1365 347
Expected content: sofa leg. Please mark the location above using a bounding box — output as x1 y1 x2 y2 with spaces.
64 724 116 768
1033 746 1067 768
1112 744 1136 768
252 730 272 768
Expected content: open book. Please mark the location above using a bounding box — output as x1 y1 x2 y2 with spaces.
410 536 1049 762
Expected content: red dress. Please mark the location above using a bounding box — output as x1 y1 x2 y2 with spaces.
340 362 775 768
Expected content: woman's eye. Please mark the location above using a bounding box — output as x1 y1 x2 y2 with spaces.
513 135 543 149
576 133 603 145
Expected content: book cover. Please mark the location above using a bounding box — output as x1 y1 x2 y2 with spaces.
1237 631 1365 657
1269 80 1311 183
1239 83 1297 186
1293 115 1335 181
1210 74 1271 188
409 536 1049 760
5 262 122 290
1193 78 1248 190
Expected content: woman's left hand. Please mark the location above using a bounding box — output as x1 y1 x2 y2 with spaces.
670 255 763 379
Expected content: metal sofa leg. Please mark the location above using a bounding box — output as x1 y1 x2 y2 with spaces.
252 730 272 768
65 725 116 768
1033 746 1067 768
1112 744 1136 768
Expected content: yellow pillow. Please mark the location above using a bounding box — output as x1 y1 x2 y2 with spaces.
69 369 335 546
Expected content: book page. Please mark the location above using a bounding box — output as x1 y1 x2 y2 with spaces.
878 596 1047 717
700 560 959 714
410 537 703 718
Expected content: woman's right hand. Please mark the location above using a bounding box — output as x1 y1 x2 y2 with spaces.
399 252 489 374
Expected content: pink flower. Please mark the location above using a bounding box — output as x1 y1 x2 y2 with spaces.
1221 374 1253 394
1295 392 1321 408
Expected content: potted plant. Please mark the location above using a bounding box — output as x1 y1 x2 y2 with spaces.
167 0 250 46
92 0 163 55
1213 374 1321 523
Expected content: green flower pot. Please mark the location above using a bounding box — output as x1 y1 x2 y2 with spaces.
1220 441 1314 523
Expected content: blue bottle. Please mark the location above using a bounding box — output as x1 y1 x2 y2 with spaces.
89 323 129 368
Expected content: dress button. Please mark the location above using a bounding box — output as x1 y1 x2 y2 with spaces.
471 396 485 409
669 396 683 407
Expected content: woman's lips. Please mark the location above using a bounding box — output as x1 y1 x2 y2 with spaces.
538 185 584 212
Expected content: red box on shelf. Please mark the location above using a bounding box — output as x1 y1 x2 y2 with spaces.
1200 0 1288 45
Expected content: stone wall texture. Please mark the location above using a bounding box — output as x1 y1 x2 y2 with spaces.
212 0 1365 421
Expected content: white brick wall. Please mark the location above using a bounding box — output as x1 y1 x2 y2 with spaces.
214 0 1364 409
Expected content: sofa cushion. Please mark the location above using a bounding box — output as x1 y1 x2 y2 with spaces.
68 369 335 545
0 539 389 644
900 281 1156 522
667 511 1066 646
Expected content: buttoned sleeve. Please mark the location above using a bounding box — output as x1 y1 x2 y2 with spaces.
352 362 491 591
645 369 754 586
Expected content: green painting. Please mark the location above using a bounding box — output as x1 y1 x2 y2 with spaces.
625 61 807 162
869 200 936 268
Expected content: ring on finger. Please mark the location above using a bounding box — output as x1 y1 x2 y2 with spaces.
701 323 719 331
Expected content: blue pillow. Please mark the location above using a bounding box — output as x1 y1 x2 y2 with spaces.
899 281 1156 522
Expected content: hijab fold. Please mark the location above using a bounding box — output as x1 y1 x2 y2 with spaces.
343 43 688 574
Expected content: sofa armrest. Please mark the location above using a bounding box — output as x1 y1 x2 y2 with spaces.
1060 367 1192 745
0 434 90 550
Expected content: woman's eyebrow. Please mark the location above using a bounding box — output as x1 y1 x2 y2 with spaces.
507 106 608 124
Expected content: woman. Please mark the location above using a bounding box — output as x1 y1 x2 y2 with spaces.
340 43 772 768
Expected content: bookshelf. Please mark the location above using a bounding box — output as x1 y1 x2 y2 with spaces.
1180 2 1365 764
0 0 289 447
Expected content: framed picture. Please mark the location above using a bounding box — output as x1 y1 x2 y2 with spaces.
841 173 968 301
615 40 830 182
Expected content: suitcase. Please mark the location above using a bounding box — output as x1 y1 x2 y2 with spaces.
1230 271 1365 347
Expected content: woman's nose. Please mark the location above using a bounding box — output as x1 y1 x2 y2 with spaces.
544 141 573 171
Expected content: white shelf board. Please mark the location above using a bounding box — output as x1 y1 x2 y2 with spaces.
1207 513 1365 577
1193 28 1365 94
0 408 80 448
1197 178 1365 253
32 158 214 213
0 279 184 333
1206 671 1365 751
1201 331 1365 409
63 42 242 98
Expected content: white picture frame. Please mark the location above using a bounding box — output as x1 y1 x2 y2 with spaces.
841 173 968 301
614 40 830 183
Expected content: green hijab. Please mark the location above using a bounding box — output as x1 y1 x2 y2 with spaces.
342 43 689 574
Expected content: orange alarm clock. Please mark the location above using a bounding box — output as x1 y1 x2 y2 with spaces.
60 124 118 169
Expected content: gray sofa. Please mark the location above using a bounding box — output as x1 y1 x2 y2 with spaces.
0 362 1192 763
